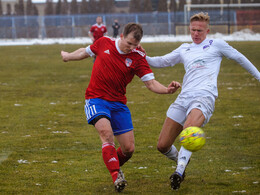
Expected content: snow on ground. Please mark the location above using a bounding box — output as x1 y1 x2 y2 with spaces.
0 29 259 46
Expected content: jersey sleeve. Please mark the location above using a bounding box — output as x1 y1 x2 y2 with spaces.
217 39 260 81
135 57 155 81
146 44 183 68
87 37 105 56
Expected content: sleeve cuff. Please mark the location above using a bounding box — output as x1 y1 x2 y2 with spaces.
141 73 155 82
86 46 95 57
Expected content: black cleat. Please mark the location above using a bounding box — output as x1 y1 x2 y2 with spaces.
170 171 184 190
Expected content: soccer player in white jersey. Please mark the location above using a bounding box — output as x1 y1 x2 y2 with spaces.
146 12 260 190
61 23 181 192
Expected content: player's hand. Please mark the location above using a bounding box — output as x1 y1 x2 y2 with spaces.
61 51 69 62
167 81 181 94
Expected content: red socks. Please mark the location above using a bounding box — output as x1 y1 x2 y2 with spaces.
117 147 131 167
102 142 120 182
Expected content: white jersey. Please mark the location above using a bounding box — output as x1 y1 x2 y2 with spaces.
146 38 260 99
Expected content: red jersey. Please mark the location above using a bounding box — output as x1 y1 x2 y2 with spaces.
89 23 107 42
85 37 154 104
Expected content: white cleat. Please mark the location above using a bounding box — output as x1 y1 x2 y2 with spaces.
114 169 127 192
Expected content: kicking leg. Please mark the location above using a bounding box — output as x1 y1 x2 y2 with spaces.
177 108 205 173
171 108 205 190
157 117 183 162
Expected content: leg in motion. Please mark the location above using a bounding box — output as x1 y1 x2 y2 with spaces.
157 117 183 162
171 108 205 190
94 118 123 190
113 131 135 192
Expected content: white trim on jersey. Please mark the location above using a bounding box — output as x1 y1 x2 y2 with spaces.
86 45 95 57
93 23 105 28
141 72 155 82
115 38 125 54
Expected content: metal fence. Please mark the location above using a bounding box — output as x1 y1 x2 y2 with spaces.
0 10 259 39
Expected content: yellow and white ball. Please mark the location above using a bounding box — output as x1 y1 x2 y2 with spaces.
179 126 206 152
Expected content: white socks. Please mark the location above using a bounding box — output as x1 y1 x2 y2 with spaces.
163 145 178 163
163 145 192 176
176 146 192 175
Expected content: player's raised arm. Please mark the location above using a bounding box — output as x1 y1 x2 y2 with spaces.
61 48 90 62
217 40 260 81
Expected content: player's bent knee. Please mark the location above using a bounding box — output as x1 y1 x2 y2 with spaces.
157 143 169 154
123 145 135 156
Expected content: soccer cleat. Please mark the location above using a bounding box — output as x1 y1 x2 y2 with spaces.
170 171 184 190
114 169 127 192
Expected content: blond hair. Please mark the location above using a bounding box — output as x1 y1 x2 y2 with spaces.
190 12 210 25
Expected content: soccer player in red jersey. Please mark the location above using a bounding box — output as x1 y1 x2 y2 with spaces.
89 16 107 43
61 23 181 192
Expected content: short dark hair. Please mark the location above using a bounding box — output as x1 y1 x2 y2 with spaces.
123 23 143 41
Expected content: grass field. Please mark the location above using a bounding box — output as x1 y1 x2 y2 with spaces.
0 42 259 194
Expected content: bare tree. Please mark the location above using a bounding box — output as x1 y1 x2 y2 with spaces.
80 0 88 14
45 0 54 15
157 0 167 12
143 0 153 12
0 0 2 16
15 0 25 15
33 4 38 15
97 0 114 13
55 0 61 15
129 0 141 13
106 0 115 13
98 0 106 13
61 0 69 15
70 0 78 15
6 3 11 15
26 0 33 15
88 0 97 13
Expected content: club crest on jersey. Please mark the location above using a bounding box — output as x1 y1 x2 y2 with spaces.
203 40 213 51
203 45 210 50
125 58 132 67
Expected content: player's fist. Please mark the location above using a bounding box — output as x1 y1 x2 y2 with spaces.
61 51 69 62
167 81 181 94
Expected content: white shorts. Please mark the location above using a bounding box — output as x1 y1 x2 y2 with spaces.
166 95 215 127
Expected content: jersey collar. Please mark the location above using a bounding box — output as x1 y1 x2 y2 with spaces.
95 23 103 28
115 38 126 54
192 38 209 46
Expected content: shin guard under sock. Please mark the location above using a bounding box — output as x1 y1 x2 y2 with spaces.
102 142 120 182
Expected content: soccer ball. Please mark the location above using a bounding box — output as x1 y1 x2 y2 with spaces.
179 127 206 152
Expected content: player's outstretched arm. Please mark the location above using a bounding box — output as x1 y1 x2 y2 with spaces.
143 79 181 94
61 48 90 62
